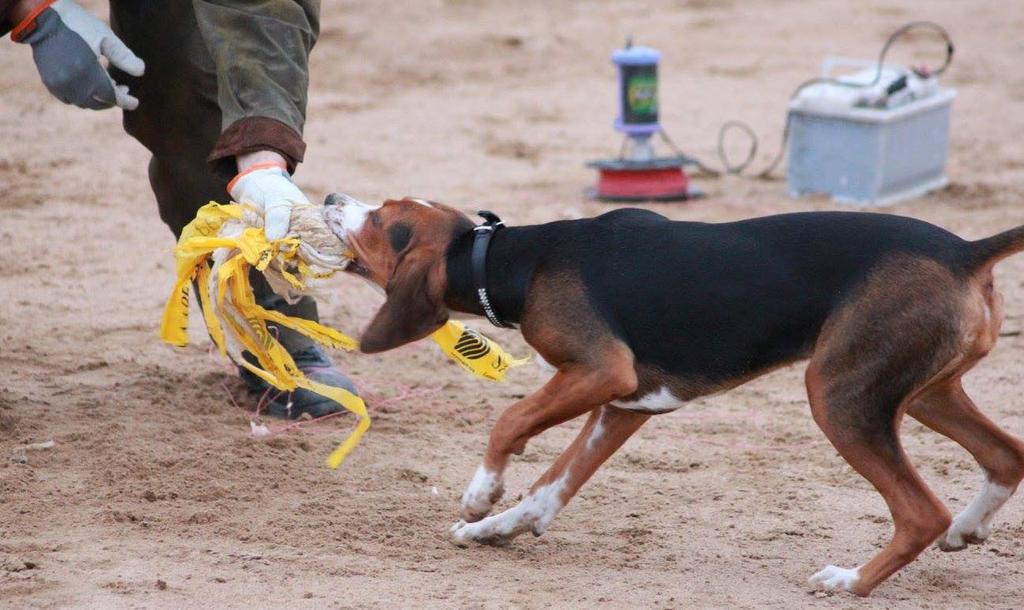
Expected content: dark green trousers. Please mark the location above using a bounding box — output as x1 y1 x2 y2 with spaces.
108 1 319 353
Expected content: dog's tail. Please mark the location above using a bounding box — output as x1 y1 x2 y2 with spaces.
968 224 1024 270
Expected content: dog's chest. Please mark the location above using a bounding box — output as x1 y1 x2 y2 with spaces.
614 387 686 414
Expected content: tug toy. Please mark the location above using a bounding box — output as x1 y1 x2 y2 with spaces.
587 38 699 202
160 201 526 469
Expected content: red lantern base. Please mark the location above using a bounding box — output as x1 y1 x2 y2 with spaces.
586 157 693 202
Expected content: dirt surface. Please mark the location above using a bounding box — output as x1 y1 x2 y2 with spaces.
3 0 1024 607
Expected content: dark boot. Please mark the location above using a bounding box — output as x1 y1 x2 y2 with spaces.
239 271 359 419
240 344 359 419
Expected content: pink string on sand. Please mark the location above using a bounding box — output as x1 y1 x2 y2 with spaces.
362 383 445 412
205 326 286 420
213 355 444 441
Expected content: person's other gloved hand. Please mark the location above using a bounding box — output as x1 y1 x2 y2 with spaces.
228 160 309 240
11 0 145 110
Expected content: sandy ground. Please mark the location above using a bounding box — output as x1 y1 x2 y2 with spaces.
3 0 1024 607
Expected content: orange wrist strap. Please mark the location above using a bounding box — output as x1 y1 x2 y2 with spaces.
10 0 57 42
227 161 289 193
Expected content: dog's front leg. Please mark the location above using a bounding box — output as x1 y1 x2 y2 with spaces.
459 349 637 523
452 405 648 546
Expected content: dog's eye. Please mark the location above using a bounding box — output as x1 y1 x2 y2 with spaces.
370 211 382 228
388 223 413 252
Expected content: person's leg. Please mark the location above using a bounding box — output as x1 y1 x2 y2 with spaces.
109 1 355 416
110 2 223 236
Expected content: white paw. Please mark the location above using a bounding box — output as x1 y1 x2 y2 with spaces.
809 565 860 593
449 520 471 547
460 465 504 522
937 520 991 552
938 478 1013 551
450 475 568 548
449 518 514 547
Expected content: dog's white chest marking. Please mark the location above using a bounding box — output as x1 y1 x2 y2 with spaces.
615 387 685 413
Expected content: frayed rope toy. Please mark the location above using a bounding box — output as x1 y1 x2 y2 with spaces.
160 201 526 469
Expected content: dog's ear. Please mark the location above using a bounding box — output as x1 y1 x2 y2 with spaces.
360 250 449 354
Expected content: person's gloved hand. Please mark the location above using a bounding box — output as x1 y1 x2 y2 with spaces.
11 0 145 110
228 160 309 240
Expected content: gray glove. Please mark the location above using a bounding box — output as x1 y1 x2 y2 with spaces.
15 0 145 110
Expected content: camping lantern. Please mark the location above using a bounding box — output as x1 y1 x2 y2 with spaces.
587 38 695 202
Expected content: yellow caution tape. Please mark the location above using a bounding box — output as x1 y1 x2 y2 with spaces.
160 202 526 470
430 320 529 381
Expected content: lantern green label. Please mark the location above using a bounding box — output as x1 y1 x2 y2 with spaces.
622 64 658 124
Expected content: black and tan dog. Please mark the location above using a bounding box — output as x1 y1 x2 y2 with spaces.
324 194 1024 596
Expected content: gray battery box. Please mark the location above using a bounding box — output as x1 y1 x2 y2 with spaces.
786 61 955 206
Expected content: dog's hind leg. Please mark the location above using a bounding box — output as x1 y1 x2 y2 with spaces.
804 257 972 596
907 273 1024 551
805 363 952 597
450 405 648 547
909 381 1024 551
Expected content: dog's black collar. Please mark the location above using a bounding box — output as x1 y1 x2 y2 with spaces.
471 210 516 329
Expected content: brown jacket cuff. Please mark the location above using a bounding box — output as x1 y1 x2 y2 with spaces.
0 0 18 36
208 116 306 176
